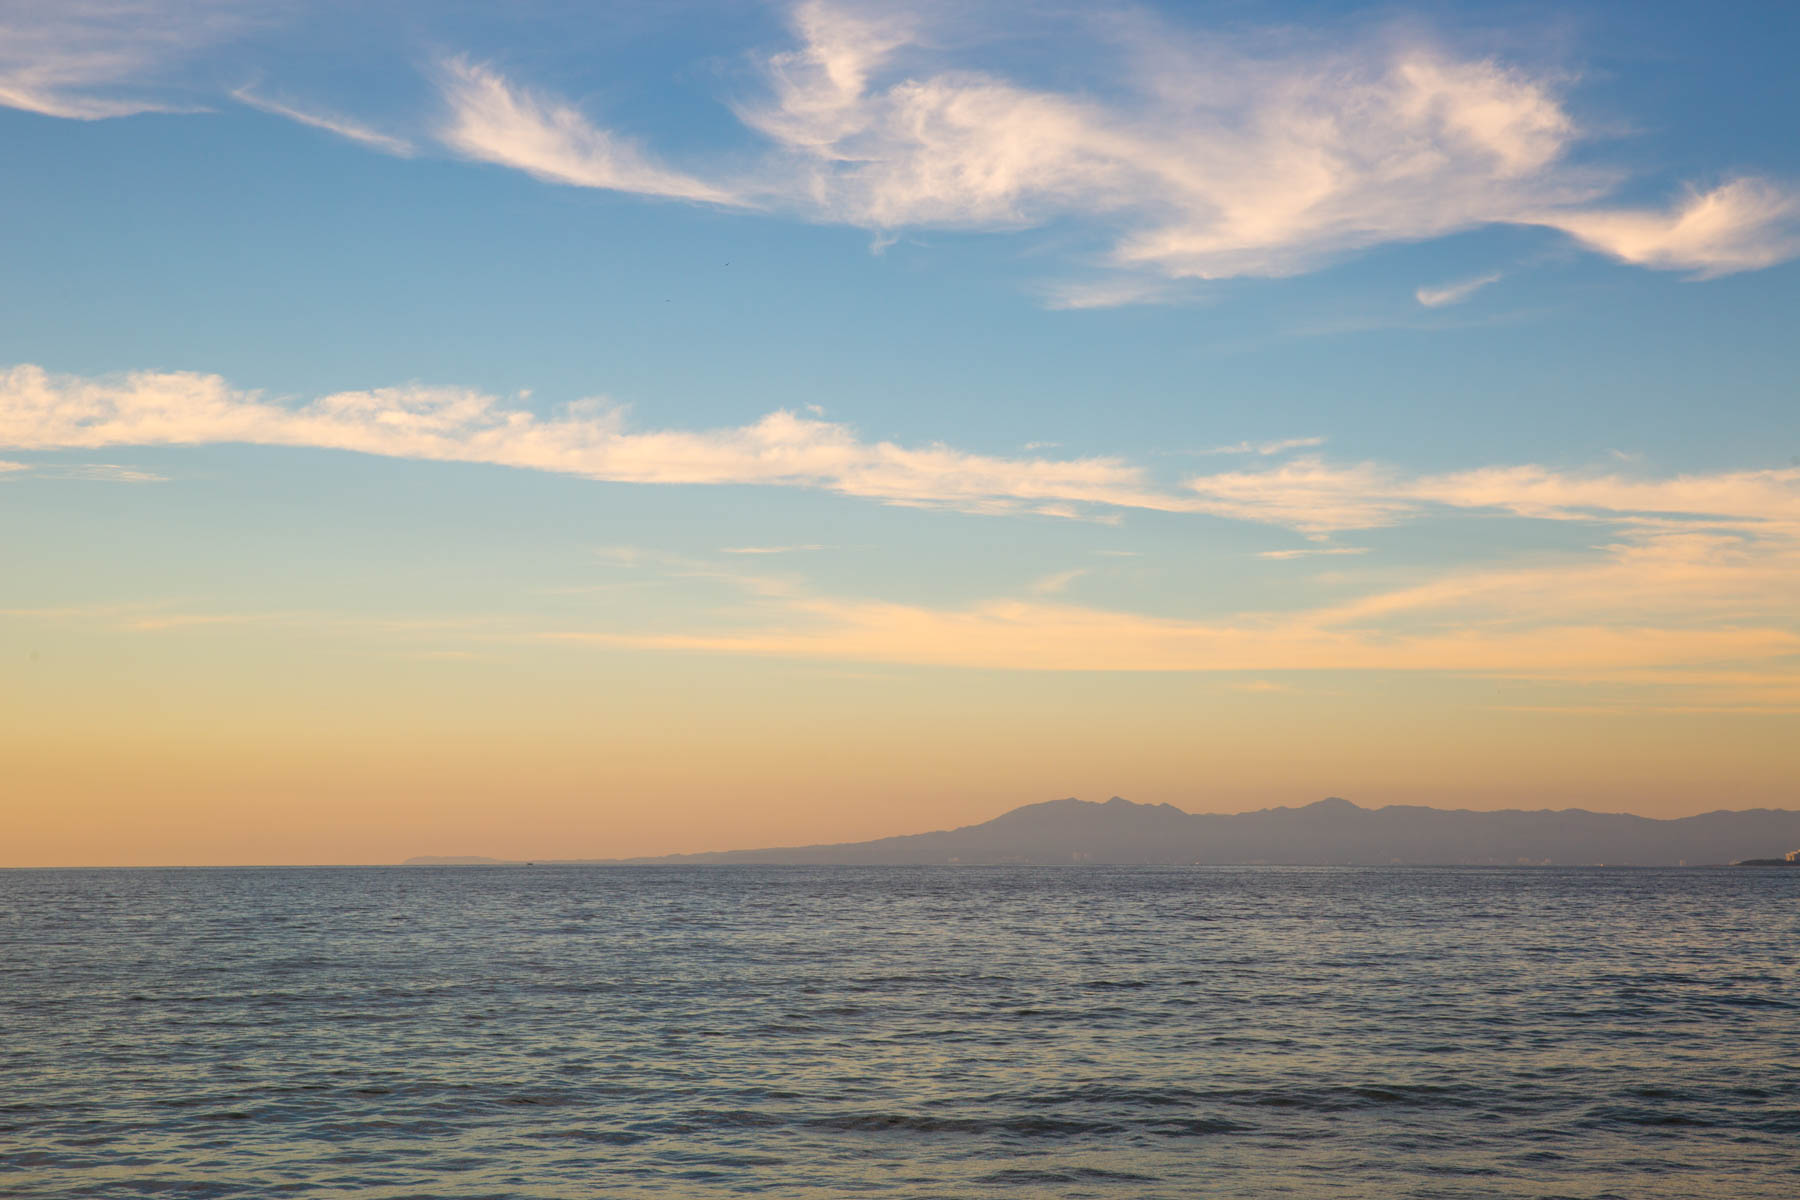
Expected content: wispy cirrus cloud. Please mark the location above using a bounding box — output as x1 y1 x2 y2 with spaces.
436 1 1799 289
1201 436 1327 457
538 588 1797 677
231 86 415 156
0 458 164 481
436 57 740 204
1040 277 1187 311
1534 178 1800 277
721 544 833 555
8 2 1798 294
0 363 1174 520
1184 455 1800 536
1257 546 1370 560
1028 568 1088 595
1416 272 1502 307
47 462 168 482
522 503 1800 697
0 0 256 119
1184 458 1416 533
736 3 1590 277
766 4 1800 284
8 363 1800 544
12 532 1797 701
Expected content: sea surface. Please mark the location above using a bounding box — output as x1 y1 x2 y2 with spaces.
3 866 1797 1199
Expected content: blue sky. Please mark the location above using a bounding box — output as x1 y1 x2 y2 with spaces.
3 0 1798 861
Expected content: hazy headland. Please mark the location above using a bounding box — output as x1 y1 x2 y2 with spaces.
407 796 1800 868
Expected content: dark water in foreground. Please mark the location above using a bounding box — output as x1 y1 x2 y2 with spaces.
3 867 1797 1199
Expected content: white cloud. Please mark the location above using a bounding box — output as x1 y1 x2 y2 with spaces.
0 458 164 481
10 363 1799 546
1534 178 1800 277
0 0 256 119
47 462 168 482
1184 456 1800 536
435 57 740 204
474 1 1794 287
1257 546 1370 560
1029 567 1088 595
9 2 1797 290
0 363 1177 519
1202 436 1327 457
1416 272 1502 307
732 3 1602 281
232 87 415 156
514 2 1800 286
1042 277 1184 310
1185 457 1416 533
721 544 832 555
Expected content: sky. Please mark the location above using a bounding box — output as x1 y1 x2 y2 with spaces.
3 0 1798 866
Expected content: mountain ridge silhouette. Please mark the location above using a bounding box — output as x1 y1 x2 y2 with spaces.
405 796 1800 866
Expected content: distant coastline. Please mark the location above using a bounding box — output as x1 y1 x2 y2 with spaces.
405 796 1800 869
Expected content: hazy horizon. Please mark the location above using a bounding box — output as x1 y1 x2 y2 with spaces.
10 793 1800 869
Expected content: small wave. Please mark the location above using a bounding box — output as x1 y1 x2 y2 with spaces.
1146 1116 1254 1135
1580 1105 1717 1128
1228 1083 1470 1111
809 1113 1117 1136
977 1166 1157 1184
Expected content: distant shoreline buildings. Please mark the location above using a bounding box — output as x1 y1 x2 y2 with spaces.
1730 848 1800 867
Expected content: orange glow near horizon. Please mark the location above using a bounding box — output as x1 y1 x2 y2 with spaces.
6 618 1795 865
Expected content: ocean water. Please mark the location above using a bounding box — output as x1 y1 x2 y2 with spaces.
2 866 1797 1199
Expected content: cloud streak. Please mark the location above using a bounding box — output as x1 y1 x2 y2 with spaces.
1416 272 1502 307
721 544 833 555
7 363 1800 542
1257 546 1370 560
0 363 1172 519
0 458 164 481
1534 178 1800 277
232 87 415 156
539 589 1798 677
524 508 1800 696
0 0 255 119
1202 436 1327 456
436 57 740 204
1183 456 1800 537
